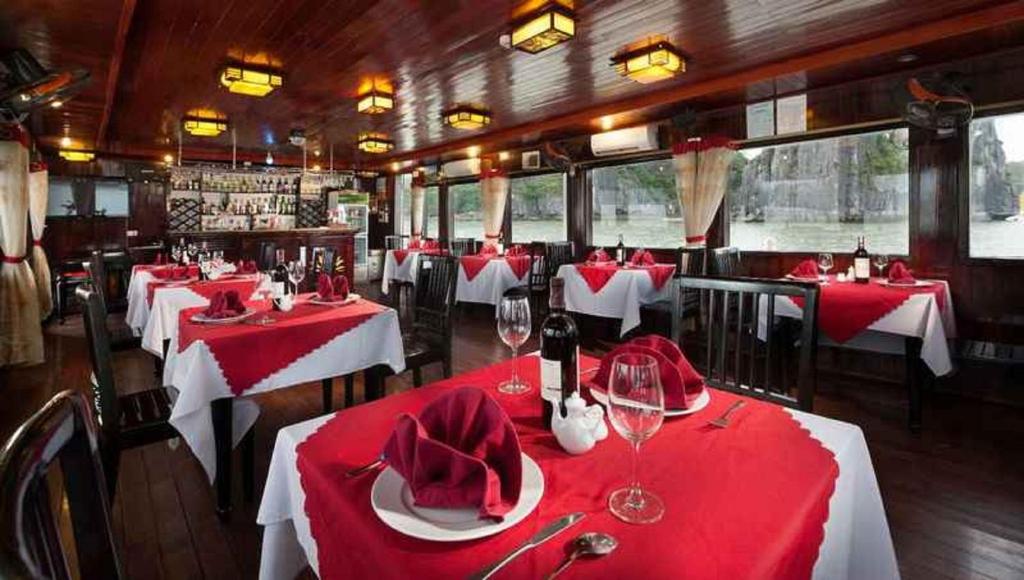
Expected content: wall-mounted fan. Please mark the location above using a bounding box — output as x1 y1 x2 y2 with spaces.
903 76 973 139
0 48 90 121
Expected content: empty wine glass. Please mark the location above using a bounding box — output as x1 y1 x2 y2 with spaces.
607 353 665 525
287 260 306 294
497 290 532 395
817 253 834 280
254 272 276 325
874 254 889 278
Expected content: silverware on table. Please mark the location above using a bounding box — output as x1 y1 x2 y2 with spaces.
708 400 746 429
469 512 586 580
345 454 386 478
546 532 618 579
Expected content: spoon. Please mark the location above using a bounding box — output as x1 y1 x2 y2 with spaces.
546 532 618 579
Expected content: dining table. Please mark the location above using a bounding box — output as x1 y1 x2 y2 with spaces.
455 254 534 308
381 248 430 295
162 294 405 513
257 354 898 580
126 263 199 334
557 261 677 336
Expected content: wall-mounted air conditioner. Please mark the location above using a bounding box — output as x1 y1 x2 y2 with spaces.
441 158 481 178
590 124 659 157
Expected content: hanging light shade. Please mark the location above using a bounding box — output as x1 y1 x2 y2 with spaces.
443 105 491 130
357 132 394 154
357 88 394 114
611 40 685 84
59 150 95 162
182 115 228 137
510 4 576 54
219 65 283 97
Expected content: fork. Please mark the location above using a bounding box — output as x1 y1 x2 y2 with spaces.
708 400 746 428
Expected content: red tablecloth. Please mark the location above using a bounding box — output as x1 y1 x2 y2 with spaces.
505 255 532 280
460 256 492 281
393 250 410 266
790 277 948 343
146 276 257 307
178 296 387 395
574 263 675 293
296 356 838 580
145 264 200 280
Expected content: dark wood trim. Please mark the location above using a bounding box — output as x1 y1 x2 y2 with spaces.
96 0 137 147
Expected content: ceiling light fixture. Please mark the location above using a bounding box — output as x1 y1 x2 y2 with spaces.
466 145 481 158
60 136 72 148
612 40 686 84
163 153 174 164
498 151 510 161
50 100 63 109
600 116 615 131
266 151 275 165
443 105 492 130
357 132 394 154
220 64 283 97
391 162 401 172
182 115 228 137
510 4 576 54
59 150 94 162
357 87 395 114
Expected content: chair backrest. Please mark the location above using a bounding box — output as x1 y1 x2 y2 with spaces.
384 235 408 250
674 276 819 411
86 250 109 312
710 246 741 277
257 242 277 271
545 241 575 278
450 238 475 257
310 246 337 278
528 242 548 291
412 255 458 342
0 390 121 580
677 247 707 277
76 287 120 444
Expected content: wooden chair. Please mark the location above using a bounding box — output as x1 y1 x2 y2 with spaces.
450 238 475 257
402 254 459 387
0 390 122 579
526 242 550 319
710 246 742 277
640 247 708 336
384 235 408 250
546 241 575 278
77 286 255 501
53 259 90 324
86 250 140 351
673 276 819 411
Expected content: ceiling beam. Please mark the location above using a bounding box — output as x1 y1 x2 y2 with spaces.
95 0 137 147
380 0 1024 166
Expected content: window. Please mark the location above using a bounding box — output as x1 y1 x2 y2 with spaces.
424 185 440 238
511 173 566 243
727 128 910 254
46 177 129 217
969 113 1024 259
396 173 412 236
450 181 481 240
591 158 680 248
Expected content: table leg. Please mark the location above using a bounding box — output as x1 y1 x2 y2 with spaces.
211 398 234 516
905 337 924 433
364 366 387 402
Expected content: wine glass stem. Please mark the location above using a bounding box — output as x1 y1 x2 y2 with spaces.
511 345 519 384
628 440 644 508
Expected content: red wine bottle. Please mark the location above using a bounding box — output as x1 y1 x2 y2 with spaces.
853 236 870 284
616 234 626 266
540 278 579 430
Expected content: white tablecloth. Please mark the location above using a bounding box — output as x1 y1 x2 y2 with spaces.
140 280 262 358
126 267 157 335
256 397 899 580
556 264 674 336
381 250 423 295
163 307 405 483
768 280 956 376
456 258 530 308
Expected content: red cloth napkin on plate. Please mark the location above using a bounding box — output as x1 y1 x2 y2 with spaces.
422 239 440 251
317 274 350 301
333 275 349 299
151 264 198 280
505 245 527 257
237 260 258 274
408 238 422 250
202 290 246 319
590 335 705 409
790 259 820 280
478 244 499 257
587 248 610 262
888 261 915 285
382 387 523 520
630 249 655 266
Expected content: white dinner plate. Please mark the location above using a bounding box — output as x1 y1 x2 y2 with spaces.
189 309 255 324
307 293 361 306
877 280 934 288
784 274 823 282
588 385 711 417
370 453 543 542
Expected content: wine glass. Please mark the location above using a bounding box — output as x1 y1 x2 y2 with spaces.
287 260 306 295
607 353 665 525
873 254 889 278
254 272 276 325
817 253 834 281
497 291 532 395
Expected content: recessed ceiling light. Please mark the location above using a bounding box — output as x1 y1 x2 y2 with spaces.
163 153 174 164
60 136 72 148
466 145 481 158
498 151 510 161
50 100 63 109
897 54 918 64
600 116 615 131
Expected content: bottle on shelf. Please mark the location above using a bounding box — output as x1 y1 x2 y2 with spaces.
616 234 626 266
540 277 580 430
853 236 870 284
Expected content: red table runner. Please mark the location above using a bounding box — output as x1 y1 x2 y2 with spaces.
146 276 258 307
574 263 675 293
393 250 410 266
460 256 492 281
178 296 386 395
790 278 948 343
505 255 532 280
296 356 838 580
145 264 199 280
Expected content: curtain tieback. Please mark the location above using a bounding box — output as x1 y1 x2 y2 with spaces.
2 255 27 264
484 233 501 239
685 235 707 244
32 239 42 247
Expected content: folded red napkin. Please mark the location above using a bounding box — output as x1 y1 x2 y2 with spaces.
630 249 655 266
409 238 422 250
789 259 820 279
888 261 915 285
316 273 350 301
382 387 523 520
587 248 610 262
422 239 440 251
590 335 705 410
238 260 258 274
333 275 349 299
202 290 246 319
478 244 499 256
505 245 527 257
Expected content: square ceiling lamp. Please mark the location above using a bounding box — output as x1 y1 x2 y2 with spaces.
357 88 394 114
182 115 228 137
510 4 576 54
443 105 492 130
357 132 394 154
612 40 685 84
59 150 95 162
220 65 283 97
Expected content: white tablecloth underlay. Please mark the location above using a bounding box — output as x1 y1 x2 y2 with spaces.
556 264 674 337
140 282 262 357
256 394 899 580
163 308 405 483
455 259 530 308
126 267 157 335
381 250 425 295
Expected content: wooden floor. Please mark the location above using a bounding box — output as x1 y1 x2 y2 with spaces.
2 284 1023 580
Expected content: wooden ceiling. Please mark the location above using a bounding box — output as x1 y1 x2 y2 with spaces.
3 0 1024 167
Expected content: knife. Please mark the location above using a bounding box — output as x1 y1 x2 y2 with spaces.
469 512 586 580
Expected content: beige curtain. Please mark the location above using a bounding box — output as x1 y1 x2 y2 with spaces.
0 124 43 366
480 169 509 248
410 179 425 242
673 136 736 247
29 162 52 317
